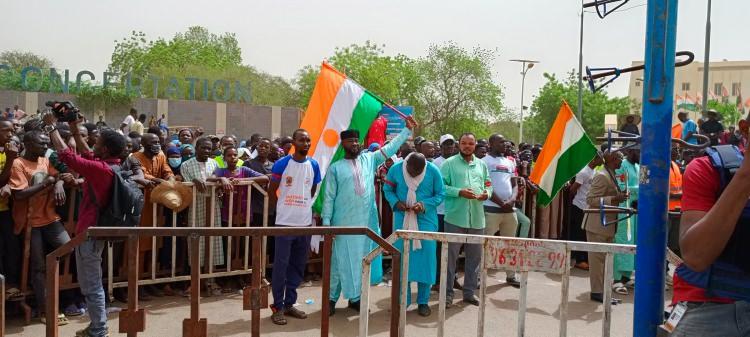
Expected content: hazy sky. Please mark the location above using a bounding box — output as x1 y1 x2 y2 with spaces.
2 0 748 115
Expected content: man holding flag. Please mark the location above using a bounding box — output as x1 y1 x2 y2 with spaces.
322 116 417 316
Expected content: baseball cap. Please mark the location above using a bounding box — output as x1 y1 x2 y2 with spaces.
439 134 455 145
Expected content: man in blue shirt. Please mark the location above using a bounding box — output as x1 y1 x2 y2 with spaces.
678 111 698 145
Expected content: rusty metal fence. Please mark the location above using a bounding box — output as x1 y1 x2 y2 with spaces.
360 230 636 337
45 226 402 337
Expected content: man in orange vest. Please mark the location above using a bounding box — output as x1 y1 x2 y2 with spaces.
668 146 683 257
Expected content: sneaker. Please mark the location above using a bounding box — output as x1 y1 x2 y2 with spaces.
506 276 521 288
417 304 431 317
284 305 307 319
445 294 454 308
271 308 287 325
75 326 110 337
452 278 463 290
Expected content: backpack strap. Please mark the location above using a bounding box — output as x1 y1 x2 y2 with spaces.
705 145 744 196
86 164 120 227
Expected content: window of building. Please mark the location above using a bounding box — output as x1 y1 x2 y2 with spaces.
714 83 724 96
635 81 641 87
681 82 690 91
732 82 741 96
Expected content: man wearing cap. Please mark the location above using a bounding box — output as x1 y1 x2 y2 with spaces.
678 111 698 145
440 132 491 306
700 109 725 146
584 149 627 304
413 136 426 154
433 134 457 288
322 116 417 316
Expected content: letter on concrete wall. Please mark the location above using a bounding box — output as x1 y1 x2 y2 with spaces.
234 81 252 103
103 72 117 89
166 77 181 99
126 72 143 97
186 77 199 100
76 71 95 91
49 68 70 93
21 66 42 91
212 80 230 102
150 75 161 98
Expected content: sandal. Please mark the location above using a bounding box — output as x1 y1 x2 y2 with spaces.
612 282 629 295
40 313 69 326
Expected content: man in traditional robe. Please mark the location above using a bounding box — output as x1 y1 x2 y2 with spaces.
322 117 417 316
383 152 444 317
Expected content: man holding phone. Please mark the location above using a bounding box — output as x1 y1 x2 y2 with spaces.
440 132 492 307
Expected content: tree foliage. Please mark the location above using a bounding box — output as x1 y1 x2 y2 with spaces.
107 27 297 106
706 100 742 125
295 41 505 138
109 27 242 76
413 42 504 139
0 50 53 69
525 71 633 144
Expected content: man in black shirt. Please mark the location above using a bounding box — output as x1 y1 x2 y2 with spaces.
700 109 725 146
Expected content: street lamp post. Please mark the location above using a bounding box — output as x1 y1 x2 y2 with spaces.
511 59 539 143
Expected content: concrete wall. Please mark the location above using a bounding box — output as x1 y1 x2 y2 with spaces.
0 89 301 139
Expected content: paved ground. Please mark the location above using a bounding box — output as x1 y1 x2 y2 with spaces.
7 269 672 337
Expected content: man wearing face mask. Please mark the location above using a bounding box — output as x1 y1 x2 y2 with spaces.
132 132 174 298
323 116 417 315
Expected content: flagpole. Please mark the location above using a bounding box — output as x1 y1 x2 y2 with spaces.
700 0 712 115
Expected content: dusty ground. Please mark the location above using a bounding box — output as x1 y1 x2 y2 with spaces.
7 268 671 337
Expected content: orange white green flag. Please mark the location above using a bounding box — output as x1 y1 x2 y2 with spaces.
529 100 598 206
299 62 387 212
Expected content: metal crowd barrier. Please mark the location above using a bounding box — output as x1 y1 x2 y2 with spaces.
1 273 5 337
45 226 402 337
107 179 271 297
360 230 636 337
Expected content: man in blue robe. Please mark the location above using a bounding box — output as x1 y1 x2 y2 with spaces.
322 117 416 316
383 153 444 316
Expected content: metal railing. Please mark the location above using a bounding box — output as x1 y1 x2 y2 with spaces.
106 179 271 296
45 226 402 337
360 230 636 337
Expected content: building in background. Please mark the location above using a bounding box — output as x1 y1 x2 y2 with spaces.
627 59 750 123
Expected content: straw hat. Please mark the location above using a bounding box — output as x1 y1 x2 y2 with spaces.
150 178 193 212
620 113 642 125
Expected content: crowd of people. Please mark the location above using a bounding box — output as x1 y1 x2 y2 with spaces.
0 103 747 335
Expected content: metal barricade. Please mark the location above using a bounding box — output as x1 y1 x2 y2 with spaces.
360 230 636 337
45 226 402 337
106 179 270 296
1 273 5 337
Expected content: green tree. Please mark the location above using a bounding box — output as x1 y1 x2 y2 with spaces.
706 100 741 126
0 50 53 69
412 42 505 139
109 27 242 76
525 71 632 144
295 41 506 138
107 27 297 106
295 41 422 110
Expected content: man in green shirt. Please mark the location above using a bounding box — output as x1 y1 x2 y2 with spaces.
440 133 492 307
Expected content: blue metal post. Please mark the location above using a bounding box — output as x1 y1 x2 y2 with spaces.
634 0 679 336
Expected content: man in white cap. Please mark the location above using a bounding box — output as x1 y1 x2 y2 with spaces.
433 134 458 288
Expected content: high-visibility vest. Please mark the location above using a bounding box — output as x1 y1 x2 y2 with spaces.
668 161 682 210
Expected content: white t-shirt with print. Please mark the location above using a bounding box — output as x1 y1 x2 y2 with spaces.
271 155 321 227
483 154 516 207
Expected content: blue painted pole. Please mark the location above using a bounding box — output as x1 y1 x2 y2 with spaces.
634 0 679 336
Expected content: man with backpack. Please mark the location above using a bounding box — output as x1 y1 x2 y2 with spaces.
43 112 133 337
671 144 750 335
